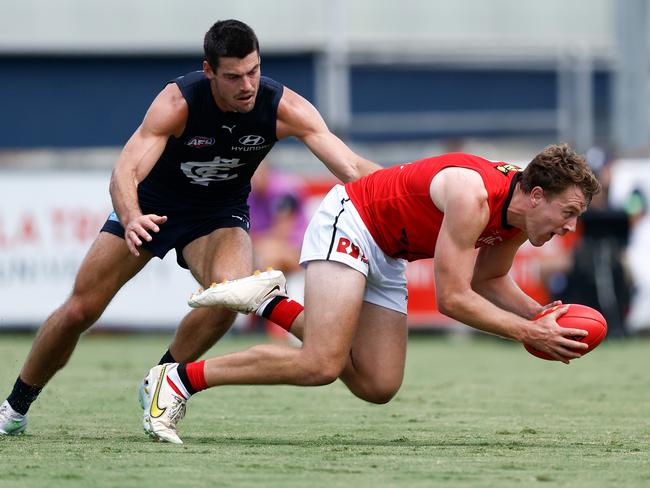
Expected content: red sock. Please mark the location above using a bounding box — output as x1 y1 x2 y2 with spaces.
261 297 304 331
185 360 207 392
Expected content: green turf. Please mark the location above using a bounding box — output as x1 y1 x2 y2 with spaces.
0 333 648 488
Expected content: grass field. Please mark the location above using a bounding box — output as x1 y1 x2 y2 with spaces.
0 332 648 488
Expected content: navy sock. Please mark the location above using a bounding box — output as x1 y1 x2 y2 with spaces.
7 377 42 415
158 349 177 365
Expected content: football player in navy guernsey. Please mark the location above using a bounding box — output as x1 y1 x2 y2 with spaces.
0 19 380 436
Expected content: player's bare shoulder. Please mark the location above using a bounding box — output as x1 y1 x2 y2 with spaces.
143 83 189 138
275 86 324 140
429 167 488 213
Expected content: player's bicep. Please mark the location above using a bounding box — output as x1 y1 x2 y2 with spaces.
276 87 327 141
433 178 490 296
116 84 188 181
277 90 343 164
434 207 484 289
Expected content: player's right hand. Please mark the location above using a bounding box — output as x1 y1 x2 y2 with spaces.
124 214 168 256
526 305 588 364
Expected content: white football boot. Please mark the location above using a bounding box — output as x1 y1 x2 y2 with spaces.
138 375 155 437
146 364 187 444
0 400 27 435
188 269 287 314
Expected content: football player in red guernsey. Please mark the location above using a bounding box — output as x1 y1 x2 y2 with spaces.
145 144 601 444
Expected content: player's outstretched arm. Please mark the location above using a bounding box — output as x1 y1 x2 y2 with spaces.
430 168 586 363
109 84 187 256
276 87 381 182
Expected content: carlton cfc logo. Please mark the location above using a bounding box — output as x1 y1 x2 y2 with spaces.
336 237 369 264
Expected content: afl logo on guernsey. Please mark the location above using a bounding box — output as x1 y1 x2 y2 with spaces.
186 136 216 148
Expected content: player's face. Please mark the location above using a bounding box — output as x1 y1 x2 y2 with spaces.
527 185 587 247
204 51 261 113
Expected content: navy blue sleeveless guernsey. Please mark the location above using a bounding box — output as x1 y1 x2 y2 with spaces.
137 71 283 214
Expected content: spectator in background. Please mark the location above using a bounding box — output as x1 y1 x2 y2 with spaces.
546 150 632 337
248 160 307 274
622 187 650 336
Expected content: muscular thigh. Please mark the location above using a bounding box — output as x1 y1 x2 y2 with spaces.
182 227 253 287
301 260 367 363
73 232 152 299
351 302 408 385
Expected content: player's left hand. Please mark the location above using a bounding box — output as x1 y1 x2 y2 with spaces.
534 300 563 317
124 214 167 256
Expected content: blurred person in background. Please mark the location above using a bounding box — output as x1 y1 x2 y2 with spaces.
243 160 308 334
146 144 600 444
544 150 632 337
621 187 650 336
0 19 380 436
248 160 307 275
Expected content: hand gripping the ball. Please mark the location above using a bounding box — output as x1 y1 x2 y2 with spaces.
524 304 608 363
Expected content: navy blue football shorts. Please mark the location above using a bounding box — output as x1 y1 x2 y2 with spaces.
100 205 250 269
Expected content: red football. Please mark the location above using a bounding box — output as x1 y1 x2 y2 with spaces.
524 304 608 361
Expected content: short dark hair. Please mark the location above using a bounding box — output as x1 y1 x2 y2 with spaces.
203 19 259 70
520 143 601 204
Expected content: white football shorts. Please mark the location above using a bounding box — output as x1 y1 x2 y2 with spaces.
299 185 408 314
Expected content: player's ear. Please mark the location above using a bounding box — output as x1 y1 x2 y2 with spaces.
203 61 215 78
530 186 544 207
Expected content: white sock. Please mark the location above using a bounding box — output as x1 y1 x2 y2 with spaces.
166 367 190 400
255 296 276 316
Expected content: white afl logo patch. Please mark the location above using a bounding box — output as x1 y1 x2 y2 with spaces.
239 135 265 146
186 136 215 148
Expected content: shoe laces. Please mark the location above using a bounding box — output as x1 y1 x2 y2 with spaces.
167 397 186 427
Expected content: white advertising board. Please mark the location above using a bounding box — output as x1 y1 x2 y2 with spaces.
0 171 197 329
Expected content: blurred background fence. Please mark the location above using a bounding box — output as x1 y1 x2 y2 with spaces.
1 0 650 334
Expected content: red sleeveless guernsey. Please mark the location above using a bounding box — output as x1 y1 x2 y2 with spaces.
345 153 523 261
